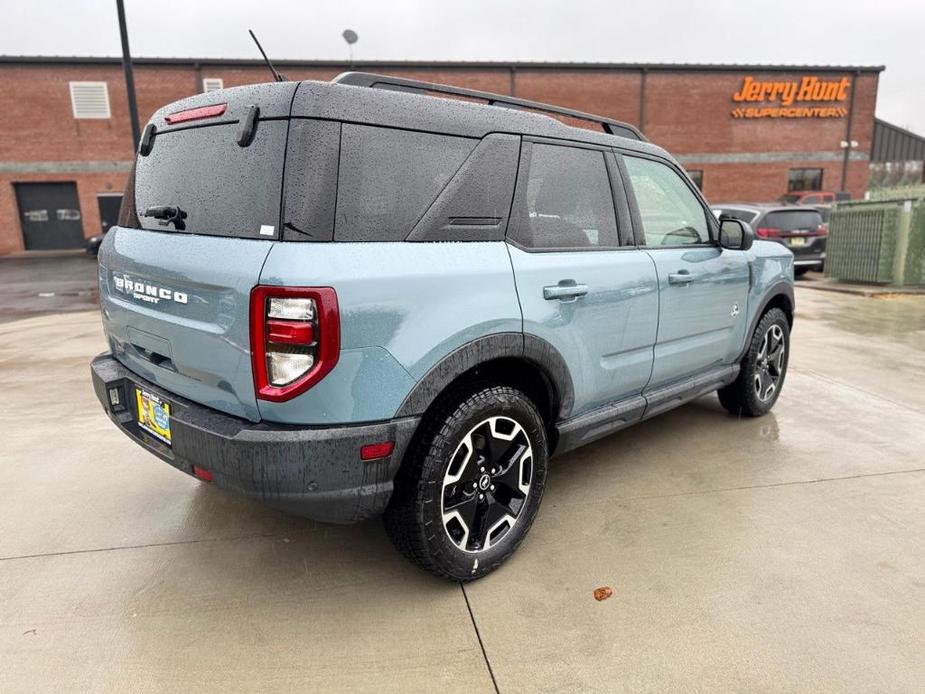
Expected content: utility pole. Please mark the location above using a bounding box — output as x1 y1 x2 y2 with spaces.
116 0 141 151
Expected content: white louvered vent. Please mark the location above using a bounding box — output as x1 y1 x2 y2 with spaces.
70 82 111 119
202 78 224 93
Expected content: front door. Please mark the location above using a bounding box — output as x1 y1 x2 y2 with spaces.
15 182 85 250
507 140 659 417
97 194 123 234
621 154 749 389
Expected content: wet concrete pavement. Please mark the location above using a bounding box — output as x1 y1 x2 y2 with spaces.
0 252 99 323
1 288 923 692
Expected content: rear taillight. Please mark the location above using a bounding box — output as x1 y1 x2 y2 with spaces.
756 227 781 238
250 286 340 402
815 224 828 236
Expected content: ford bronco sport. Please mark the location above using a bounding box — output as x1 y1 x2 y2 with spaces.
91 73 794 581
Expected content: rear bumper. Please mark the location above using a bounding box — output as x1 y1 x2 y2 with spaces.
794 251 826 268
91 352 419 524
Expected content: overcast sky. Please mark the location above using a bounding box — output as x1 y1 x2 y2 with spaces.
2 0 923 133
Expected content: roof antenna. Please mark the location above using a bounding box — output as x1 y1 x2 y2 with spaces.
248 29 287 83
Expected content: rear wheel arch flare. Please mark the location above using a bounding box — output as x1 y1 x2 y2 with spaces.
394 333 574 429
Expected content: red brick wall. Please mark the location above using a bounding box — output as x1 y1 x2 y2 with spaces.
0 61 880 254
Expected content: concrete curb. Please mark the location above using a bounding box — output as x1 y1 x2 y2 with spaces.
797 279 925 297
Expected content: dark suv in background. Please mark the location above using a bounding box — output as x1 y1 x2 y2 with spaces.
713 203 827 275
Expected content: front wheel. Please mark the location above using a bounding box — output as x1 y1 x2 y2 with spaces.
384 385 548 581
718 307 790 417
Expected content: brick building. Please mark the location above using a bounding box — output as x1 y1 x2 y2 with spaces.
0 56 883 255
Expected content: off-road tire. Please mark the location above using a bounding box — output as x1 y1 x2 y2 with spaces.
718 307 790 417
384 385 548 581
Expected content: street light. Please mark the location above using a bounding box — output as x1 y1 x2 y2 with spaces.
342 29 358 66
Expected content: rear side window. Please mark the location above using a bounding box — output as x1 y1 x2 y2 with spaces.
133 121 287 239
761 210 823 232
624 156 710 246
334 125 476 242
509 143 619 250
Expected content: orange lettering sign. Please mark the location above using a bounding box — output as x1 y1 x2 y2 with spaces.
731 75 850 118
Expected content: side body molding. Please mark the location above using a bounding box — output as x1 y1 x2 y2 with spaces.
394 333 575 421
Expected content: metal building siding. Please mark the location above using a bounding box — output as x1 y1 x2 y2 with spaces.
872 119 925 162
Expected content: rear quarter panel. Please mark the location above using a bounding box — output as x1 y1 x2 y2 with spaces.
257 242 522 424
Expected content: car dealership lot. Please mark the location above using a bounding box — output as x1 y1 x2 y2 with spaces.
1 287 923 693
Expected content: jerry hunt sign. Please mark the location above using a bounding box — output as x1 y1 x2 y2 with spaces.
731 76 850 119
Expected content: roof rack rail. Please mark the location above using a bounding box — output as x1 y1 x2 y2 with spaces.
332 71 646 142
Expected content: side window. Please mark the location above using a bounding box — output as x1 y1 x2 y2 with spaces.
624 156 710 246
510 143 618 250
335 125 476 242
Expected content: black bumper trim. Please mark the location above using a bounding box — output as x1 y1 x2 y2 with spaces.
91 353 419 524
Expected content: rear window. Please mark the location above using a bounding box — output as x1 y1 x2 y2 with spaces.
715 208 758 224
133 121 287 239
334 125 476 242
761 210 823 231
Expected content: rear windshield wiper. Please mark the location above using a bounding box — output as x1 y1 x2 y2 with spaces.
143 205 188 231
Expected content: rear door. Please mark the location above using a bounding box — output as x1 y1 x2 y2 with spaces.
507 139 658 417
98 84 296 421
96 194 123 234
620 153 750 389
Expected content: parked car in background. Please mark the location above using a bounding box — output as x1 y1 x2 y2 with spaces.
86 228 107 257
713 203 826 275
778 191 851 205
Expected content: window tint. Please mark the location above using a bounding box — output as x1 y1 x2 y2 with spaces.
761 210 823 232
510 143 618 249
624 156 710 246
801 194 821 204
335 125 476 242
134 121 287 238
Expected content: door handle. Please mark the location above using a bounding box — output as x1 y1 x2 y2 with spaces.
668 270 696 285
543 281 589 301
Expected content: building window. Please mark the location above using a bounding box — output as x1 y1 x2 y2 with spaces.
788 168 823 192
202 78 224 93
69 82 111 119
686 169 704 191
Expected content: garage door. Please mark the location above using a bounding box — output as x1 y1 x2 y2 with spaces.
15 182 85 250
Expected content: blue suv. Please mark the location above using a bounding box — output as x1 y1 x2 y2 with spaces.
91 73 794 580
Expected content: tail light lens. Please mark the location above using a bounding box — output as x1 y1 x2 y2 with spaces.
250 286 339 402
815 223 828 236
756 227 781 238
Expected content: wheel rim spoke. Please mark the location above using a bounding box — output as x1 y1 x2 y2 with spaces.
754 323 786 402
441 416 533 553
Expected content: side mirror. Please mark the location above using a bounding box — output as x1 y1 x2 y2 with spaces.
719 216 754 251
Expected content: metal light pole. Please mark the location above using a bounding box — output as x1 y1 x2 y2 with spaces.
116 0 141 151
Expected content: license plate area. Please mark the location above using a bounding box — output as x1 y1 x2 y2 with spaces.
789 237 807 247
135 386 172 446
